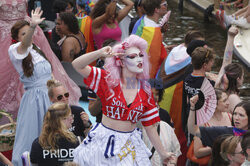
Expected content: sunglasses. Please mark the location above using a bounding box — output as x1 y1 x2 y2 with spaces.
57 92 69 101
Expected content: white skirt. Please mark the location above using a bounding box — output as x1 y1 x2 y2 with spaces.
73 123 152 166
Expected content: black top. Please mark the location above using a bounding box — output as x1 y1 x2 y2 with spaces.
30 137 82 166
199 126 234 147
182 74 215 136
60 33 87 60
184 74 215 100
70 105 91 138
129 16 140 35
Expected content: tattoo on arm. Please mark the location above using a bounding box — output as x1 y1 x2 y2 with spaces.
225 50 232 61
69 49 75 59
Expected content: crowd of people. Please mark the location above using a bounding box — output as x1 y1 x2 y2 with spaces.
0 0 250 166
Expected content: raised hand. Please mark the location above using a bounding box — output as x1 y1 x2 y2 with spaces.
30 7 45 27
190 95 199 109
80 111 89 125
99 46 123 58
161 152 176 165
228 25 238 37
105 1 117 18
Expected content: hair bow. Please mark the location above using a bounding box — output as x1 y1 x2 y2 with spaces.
121 42 129 50
11 39 18 44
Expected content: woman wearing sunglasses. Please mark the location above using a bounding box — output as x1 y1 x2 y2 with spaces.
72 35 174 165
30 102 83 165
47 79 92 138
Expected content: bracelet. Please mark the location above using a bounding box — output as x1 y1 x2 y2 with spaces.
190 107 195 111
169 163 176 166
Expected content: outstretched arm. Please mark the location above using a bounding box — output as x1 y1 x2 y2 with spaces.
17 8 45 54
72 46 112 77
215 26 238 88
144 124 174 165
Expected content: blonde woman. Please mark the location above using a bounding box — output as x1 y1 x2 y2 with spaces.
30 103 82 166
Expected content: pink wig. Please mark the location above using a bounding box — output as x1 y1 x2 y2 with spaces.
104 35 152 99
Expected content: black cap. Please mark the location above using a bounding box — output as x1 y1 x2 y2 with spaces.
186 40 207 56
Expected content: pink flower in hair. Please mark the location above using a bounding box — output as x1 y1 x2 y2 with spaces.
121 42 129 50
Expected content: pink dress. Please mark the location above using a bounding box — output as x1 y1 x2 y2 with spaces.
0 0 81 122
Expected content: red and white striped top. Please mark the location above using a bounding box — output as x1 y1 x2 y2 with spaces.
84 66 160 126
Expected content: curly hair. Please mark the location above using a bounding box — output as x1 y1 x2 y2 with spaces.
104 35 153 101
59 12 80 34
39 103 77 150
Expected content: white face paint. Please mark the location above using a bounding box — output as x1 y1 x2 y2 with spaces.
123 47 144 74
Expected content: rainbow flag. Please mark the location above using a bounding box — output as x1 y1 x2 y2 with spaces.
77 15 96 65
158 61 190 166
132 16 167 78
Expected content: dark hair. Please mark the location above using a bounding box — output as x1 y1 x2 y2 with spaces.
186 40 207 56
241 131 250 157
224 63 244 94
209 134 230 166
53 0 68 13
191 47 214 70
231 101 250 129
134 0 143 12
11 20 48 77
66 0 74 8
184 30 204 46
59 12 79 34
90 0 112 19
142 0 161 16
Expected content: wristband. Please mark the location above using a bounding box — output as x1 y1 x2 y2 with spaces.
190 107 195 111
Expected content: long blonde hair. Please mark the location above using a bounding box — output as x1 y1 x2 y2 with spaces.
39 102 77 150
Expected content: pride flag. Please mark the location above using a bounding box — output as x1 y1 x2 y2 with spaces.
132 16 167 78
157 58 192 166
77 15 96 65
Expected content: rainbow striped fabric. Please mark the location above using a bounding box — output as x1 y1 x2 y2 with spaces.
77 15 96 66
77 16 95 54
132 16 167 78
157 59 190 165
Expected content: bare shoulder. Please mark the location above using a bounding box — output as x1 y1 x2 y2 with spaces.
228 94 241 101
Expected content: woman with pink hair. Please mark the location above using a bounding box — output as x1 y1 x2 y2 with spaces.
72 34 174 165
